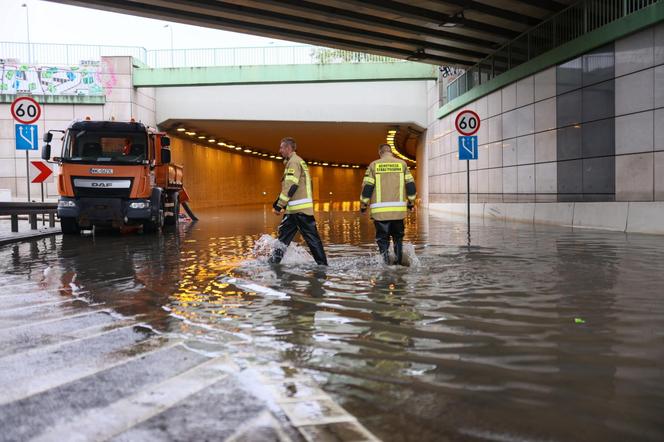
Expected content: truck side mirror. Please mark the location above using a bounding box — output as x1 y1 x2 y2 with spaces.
42 144 51 161
43 132 53 143
161 148 171 164
161 136 170 147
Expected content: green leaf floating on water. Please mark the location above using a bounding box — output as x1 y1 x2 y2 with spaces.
574 318 585 324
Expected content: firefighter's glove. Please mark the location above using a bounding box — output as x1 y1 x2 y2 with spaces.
407 201 415 211
360 204 368 213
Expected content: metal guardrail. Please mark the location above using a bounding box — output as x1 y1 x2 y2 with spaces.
447 0 659 102
0 41 147 66
0 202 57 232
146 45 401 67
0 41 401 68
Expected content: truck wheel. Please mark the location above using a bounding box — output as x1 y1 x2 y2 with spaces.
60 217 80 235
164 192 180 226
143 206 164 234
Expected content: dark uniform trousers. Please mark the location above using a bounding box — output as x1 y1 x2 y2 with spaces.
374 219 405 265
269 213 328 265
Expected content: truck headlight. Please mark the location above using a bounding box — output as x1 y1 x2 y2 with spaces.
129 201 150 209
58 200 76 208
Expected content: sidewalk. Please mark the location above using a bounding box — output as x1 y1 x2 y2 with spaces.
0 216 60 246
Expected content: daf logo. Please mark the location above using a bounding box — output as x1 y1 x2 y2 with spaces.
91 182 113 188
90 168 113 174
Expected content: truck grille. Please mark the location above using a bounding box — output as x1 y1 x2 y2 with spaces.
72 176 133 198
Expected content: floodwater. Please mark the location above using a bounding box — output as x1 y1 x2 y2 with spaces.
2 204 663 441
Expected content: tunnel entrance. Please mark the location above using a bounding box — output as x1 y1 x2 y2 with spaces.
160 120 420 209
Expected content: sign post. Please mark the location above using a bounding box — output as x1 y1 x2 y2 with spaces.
11 97 42 202
455 110 481 235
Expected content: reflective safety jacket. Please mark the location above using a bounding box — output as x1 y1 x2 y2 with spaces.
360 153 416 221
274 152 314 216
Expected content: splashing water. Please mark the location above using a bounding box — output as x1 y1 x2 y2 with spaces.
250 234 419 269
252 234 314 265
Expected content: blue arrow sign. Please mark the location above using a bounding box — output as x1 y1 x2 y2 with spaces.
15 124 39 151
458 136 478 160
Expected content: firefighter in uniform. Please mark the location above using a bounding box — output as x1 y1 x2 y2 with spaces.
360 144 417 265
269 137 328 266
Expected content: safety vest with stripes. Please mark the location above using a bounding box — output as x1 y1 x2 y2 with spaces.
277 152 314 216
360 154 416 221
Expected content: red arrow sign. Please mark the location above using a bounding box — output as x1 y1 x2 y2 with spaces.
30 161 53 183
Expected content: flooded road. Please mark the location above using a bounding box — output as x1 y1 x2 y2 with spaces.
2 205 663 441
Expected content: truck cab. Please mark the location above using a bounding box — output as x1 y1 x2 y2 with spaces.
42 119 185 234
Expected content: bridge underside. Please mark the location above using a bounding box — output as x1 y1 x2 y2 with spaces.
47 0 574 66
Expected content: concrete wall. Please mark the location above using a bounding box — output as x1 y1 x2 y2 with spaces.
425 22 664 234
171 136 364 209
155 81 430 128
101 57 156 127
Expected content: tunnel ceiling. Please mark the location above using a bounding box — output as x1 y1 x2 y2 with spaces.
161 119 420 165
47 0 575 66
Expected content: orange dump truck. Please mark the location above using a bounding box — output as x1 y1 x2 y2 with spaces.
42 120 189 234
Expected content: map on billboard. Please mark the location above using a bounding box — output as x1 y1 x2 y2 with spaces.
0 62 105 96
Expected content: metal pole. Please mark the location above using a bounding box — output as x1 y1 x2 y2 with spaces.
164 24 174 67
26 151 30 201
41 183 44 225
467 159 470 230
22 4 31 64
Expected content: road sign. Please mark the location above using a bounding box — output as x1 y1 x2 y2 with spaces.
455 110 481 136
15 124 39 151
10 96 41 125
30 161 53 183
459 136 478 160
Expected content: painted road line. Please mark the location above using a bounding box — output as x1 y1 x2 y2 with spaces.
0 322 140 362
0 318 136 358
0 336 180 406
30 355 234 442
0 308 111 332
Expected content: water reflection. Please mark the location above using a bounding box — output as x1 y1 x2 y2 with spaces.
1 204 663 441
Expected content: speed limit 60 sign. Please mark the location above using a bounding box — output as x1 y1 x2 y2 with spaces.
455 110 480 136
10 96 42 125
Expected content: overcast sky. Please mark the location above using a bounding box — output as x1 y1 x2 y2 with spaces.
0 0 298 50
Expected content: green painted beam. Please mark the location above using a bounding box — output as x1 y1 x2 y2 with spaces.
132 62 437 87
437 2 664 119
0 94 105 105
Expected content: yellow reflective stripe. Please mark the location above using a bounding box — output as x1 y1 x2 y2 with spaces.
285 168 295 175
285 175 299 184
407 194 416 201
371 206 407 213
399 172 404 202
286 202 313 211
360 197 370 204
305 171 312 199
375 174 382 203
363 176 375 185
279 193 289 202
405 173 414 181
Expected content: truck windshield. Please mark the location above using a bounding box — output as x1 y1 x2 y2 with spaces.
62 130 148 164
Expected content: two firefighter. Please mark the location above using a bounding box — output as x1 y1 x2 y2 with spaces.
270 138 416 267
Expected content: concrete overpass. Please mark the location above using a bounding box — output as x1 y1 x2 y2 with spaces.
46 0 576 66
